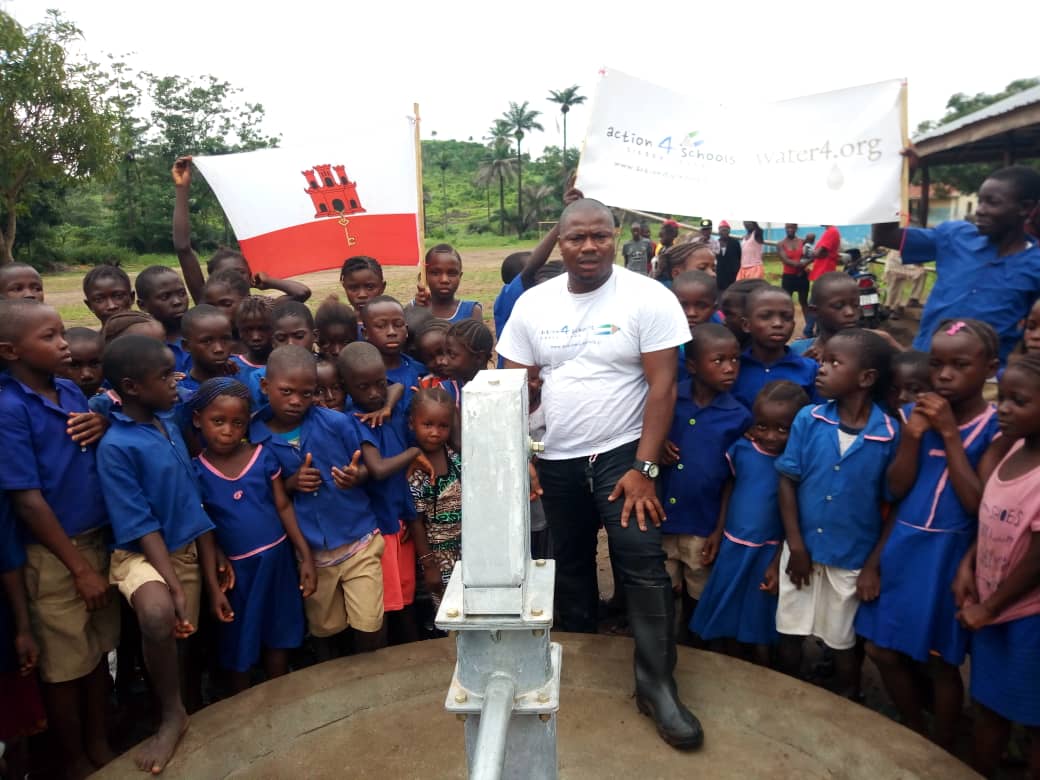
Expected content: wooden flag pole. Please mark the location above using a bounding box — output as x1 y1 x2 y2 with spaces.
899 80 910 227
413 103 428 290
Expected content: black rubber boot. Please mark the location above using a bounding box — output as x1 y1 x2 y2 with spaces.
625 584 704 750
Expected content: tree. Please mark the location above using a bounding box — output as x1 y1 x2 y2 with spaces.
501 101 543 236
0 11 118 263
915 78 1040 195
474 144 517 235
547 85 586 176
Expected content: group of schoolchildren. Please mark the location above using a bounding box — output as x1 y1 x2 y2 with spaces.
1 168 1039 779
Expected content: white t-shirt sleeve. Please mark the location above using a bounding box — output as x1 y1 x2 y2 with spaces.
634 277 691 353
495 296 535 366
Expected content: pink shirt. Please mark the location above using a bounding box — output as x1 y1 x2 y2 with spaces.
740 234 763 269
976 439 1040 624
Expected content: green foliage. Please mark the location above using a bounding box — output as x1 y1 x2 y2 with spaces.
916 77 1040 195
60 241 136 267
0 11 119 263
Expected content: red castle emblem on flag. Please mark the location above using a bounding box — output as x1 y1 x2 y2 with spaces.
302 165 366 219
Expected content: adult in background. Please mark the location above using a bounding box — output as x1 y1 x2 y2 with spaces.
737 220 766 280
622 221 653 275
802 224 842 336
872 165 1040 364
778 223 810 323
698 219 720 254
497 198 703 750
715 220 742 291
652 219 680 277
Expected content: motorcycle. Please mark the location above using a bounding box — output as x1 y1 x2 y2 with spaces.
842 249 887 329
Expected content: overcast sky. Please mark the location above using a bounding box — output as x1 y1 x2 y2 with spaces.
6 0 1036 157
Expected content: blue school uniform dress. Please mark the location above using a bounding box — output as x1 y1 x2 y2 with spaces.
856 405 999 665
775 402 898 570
732 347 818 410
249 405 377 553
692 439 783 645
0 376 108 542
902 221 1040 364
97 411 214 554
660 382 751 538
195 444 304 672
446 300 480 324
494 277 527 368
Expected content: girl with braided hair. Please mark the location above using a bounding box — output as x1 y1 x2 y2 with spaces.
189 378 315 693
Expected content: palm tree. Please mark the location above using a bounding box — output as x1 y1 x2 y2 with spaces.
521 183 556 232
474 144 517 236
547 85 586 175
501 101 543 236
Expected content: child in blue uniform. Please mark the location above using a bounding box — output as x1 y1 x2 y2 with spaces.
361 296 426 394
63 327 105 398
190 378 315 691
134 265 192 374
858 319 1001 748
659 323 751 636
230 296 273 386
732 285 818 409
672 271 719 383
340 255 387 324
0 300 117 777
249 345 385 657
339 342 426 644
776 328 898 699
246 301 317 409
177 304 237 395
789 273 860 358
419 244 482 323
96 334 218 775
315 295 357 361
692 380 808 662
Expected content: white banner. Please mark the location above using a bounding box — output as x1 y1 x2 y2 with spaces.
575 69 906 226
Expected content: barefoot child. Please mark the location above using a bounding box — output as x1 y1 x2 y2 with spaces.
692 380 809 661
178 305 237 395
954 352 1040 777
0 263 44 302
659 324 751 638
0 301 117 778
857 319 1001 748
190 378 315 692
789 272 860 358
732 285 818 409
340 342 427 644
775 329 898 698
63 327 105 398
82 265 134 326
135 266 191 374
249 346 384 657
407 387 461 606
417 244 482 322
97 334 219 775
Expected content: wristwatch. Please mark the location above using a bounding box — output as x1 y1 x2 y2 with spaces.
632 460 660 480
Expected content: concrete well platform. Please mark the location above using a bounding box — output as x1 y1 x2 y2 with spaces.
95 633 978 779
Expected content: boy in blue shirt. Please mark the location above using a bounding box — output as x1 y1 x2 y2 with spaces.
135 265 191 374
361 296 427 392
96 334 218 775
250 345 385 657
733 285 818 409
0 300 117 777
177 304 237 394
659 323 752 640
775 329 898 699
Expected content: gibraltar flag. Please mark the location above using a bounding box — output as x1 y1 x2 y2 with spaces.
193 116 421 277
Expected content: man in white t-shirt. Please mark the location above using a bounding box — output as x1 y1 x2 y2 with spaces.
497 198 702 750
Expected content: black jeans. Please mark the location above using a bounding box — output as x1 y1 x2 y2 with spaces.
537 440 669 633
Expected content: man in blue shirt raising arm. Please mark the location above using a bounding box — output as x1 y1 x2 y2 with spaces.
872 165 1040 365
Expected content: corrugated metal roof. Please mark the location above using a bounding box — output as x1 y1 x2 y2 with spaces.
914 82 1040 143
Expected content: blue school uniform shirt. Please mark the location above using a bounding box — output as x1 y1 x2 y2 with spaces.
789 337 813 356
387 354 427 402
902 221 1040 364
168 340 192 375
344 398 416 536
732 347 818 410
723 438 783 545
775 401 898 569
249 404 376 551
494 277 528 368
447 300 480 324
0 375 108 541
893 403 999 533
660 382 752 536
97 411 214 553
230 355 264 389
194 444 287 558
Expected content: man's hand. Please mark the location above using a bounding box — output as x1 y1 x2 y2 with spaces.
67 412 108 447
608 470 664 531
785 546 813 589
74 567 111 611
331 450 363 489
172 156 193 187
529 461 543 502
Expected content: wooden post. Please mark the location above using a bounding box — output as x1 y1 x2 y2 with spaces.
414 102 427 290
899 80 910 227
920 166 930 228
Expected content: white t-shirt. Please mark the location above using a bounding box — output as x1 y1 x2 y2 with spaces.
497 266 689 460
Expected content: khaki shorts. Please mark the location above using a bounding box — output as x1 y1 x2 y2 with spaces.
306 534 385 637
776 543 860 650
23 529 120 683
109 542 202 628
662 534 710 600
